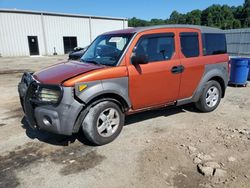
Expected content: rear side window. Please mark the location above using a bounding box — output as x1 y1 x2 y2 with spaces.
180 32 199 58
134 33 175 63
202 34 227 55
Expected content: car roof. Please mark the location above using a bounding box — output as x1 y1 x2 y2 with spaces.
104 24 224 35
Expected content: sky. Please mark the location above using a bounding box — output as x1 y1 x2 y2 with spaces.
0 0 244 20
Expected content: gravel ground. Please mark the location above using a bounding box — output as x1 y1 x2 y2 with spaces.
0 56 250 188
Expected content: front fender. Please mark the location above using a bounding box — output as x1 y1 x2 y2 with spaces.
75 77 131 107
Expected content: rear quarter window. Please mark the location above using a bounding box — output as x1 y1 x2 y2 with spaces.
202 34 227 56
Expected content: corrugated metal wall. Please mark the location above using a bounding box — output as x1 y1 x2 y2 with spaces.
0 11 128 57
0 13 45 56
225 28 250 57
43 15 91 55
91 19 126 40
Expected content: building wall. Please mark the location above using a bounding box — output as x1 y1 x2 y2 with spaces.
0 11 128 57
0 12 45 56
42 15 91 55
91 18 126 40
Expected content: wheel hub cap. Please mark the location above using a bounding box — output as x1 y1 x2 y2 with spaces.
206 86 219 108
97 108 120 137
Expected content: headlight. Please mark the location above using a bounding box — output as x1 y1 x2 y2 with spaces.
37 87 61 103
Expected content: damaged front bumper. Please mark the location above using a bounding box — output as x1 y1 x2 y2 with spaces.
18 73 84 135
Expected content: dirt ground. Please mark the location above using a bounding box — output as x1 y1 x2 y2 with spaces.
0 56 250 188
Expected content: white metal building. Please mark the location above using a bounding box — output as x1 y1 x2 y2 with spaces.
0 9 128 57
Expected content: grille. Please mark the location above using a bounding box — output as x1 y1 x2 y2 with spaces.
24 81 38 127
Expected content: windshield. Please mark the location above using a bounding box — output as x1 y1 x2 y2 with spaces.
81 34 133 66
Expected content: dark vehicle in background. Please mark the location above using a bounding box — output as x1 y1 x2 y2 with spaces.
68 46 88 60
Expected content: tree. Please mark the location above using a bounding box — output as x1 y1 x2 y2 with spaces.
242 0 250 27
244 0 250 7
149 19 166 26
221 5 235 29
232 19 241 28
167 11 187 24
207 13 214 26
168 11 181 24
128 17 150 27
178 14 187 24
128 1 248 29
186 10 202 25
232 6 243 20
201 8 214 26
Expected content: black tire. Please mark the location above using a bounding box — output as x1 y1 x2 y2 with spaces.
82 101 125 146
195 80 222 112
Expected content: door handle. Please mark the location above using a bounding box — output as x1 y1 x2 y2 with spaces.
171 65 184 74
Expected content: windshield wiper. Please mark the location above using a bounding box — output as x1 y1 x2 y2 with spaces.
81 59 100 65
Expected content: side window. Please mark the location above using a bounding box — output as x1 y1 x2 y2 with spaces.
180 32 199 58
134 33 175 63
202 34 227 55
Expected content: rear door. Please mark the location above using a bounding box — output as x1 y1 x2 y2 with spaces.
176 29 205 100
126 29 182 110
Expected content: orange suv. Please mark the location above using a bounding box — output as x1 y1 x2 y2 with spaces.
18 25 229 145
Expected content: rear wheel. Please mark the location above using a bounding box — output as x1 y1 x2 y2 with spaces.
195 80 222 112
82 101 124 145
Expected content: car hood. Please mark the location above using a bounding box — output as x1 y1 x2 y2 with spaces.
33 60 104 84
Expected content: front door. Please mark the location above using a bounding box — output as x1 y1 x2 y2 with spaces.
28 36 39 56
127 32 181 110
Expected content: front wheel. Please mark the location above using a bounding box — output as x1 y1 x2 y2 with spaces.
82 101 125 145
195 80 222 112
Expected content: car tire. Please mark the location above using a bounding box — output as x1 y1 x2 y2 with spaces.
195 80 222 113
82 101 125 145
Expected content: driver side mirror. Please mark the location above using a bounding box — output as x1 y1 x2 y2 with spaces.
131 45 148 65
73 47 84 52
131 54 148 65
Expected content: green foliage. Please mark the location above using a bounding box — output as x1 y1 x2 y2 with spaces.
129 17 150 27
186 10 202 25
149 19 166 25
243 0 250 27
128 0 250 29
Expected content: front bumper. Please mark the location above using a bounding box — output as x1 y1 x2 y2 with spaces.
18 73 84 135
